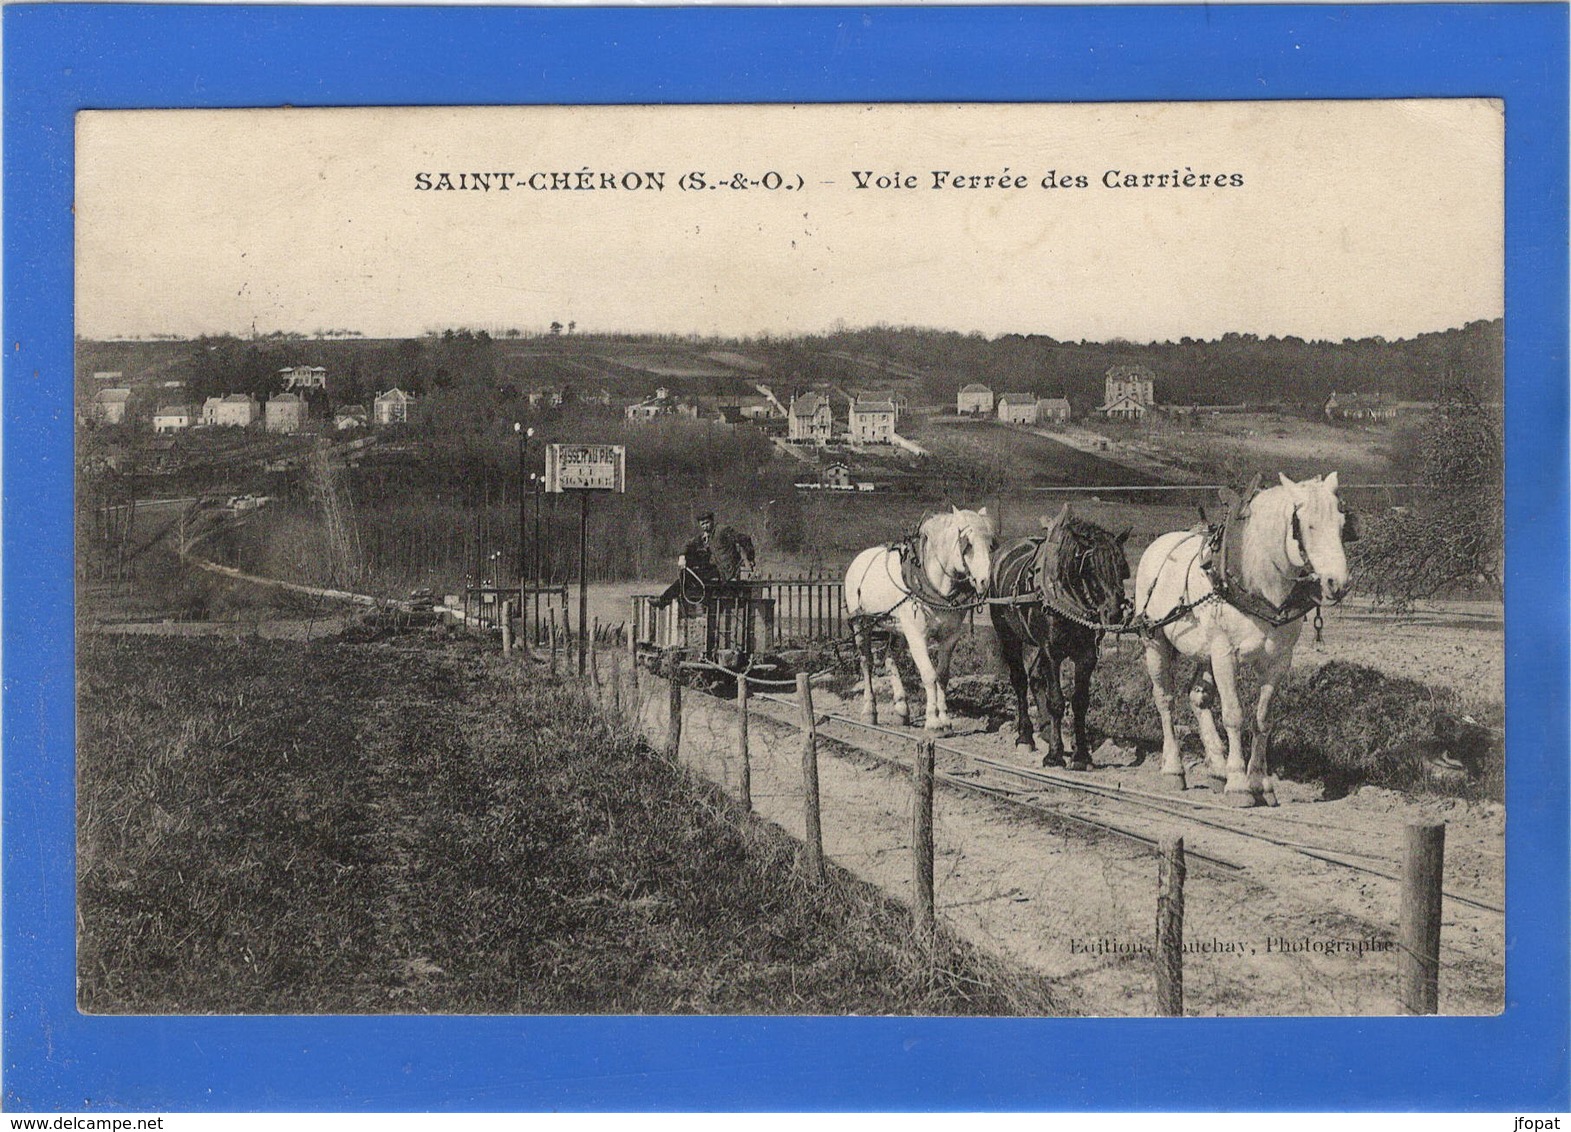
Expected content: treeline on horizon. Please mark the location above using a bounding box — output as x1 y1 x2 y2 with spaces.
78 318 1503 417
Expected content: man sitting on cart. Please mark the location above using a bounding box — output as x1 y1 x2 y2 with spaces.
655 511 755 610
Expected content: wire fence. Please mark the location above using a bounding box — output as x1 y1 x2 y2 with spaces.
514 638 1463 1018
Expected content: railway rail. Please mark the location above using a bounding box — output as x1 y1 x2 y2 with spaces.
740 686 1505 918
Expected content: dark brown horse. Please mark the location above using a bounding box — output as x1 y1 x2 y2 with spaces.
989 504 1131 769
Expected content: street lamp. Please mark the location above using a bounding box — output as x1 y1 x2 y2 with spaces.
514 422 534 595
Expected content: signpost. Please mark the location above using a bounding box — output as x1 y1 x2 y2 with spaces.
545 444 626 675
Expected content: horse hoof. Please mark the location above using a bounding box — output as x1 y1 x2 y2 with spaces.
1039 753 1066 769
1014 742 1037 757
1224 789 1260 808
1161 771 1189 792
1065 759 1091 772
1259 780 1280 807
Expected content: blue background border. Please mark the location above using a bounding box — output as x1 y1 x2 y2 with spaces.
5 3 1567 1112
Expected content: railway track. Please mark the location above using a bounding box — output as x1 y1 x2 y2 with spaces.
743 687 1505 918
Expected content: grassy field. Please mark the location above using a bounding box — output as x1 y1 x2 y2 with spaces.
76 629 1069 1015
906 418 1166 488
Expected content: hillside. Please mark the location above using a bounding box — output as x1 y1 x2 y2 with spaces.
76 319 1503 419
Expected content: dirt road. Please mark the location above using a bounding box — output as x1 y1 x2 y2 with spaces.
620 667 1503 1017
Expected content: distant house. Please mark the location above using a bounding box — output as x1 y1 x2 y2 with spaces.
997 393 1039 425
1037 397 1072 423
92 370 124 384
280 365 328 391
265 392 307 434
957 383 994 416
527 387 567 408
733 394 779 420
203 393 259 428
859 390 908 421
91 387 133 426
577 387 612 407
626 388 676 422
788 392 834 444
849 398 897 444
1323 391 1397 422
374 388 416 426
152 405 193 433
822 462 854 489
1099 364 1157 420
335 405 368 430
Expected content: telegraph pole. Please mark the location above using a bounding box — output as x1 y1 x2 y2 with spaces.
578 490 590 675
532 474 543 644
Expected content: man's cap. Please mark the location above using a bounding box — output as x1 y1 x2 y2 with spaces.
698 511 715 523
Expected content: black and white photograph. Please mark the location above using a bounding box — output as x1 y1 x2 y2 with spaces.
74 101 1505 1019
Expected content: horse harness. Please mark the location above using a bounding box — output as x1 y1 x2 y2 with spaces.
1140 483 1325 639
883 531 987 615
990 532 1127 643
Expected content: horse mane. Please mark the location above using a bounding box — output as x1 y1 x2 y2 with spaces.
1048 516 1124 591
1237 482 1298 593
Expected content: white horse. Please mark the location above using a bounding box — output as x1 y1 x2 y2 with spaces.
845 507 997 732
1135 473 1352 807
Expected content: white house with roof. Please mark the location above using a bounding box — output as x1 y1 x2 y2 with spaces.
849 397 897 444
91 387 133 426
265 392 307 434
1037 397 1072 423
997 393 1039 425
152 404 194 433
374 388 416 425
280 365 328 391
1098 364 1157 420
1323 391 1397 422
625 387 676 422
788 392 834 443
203 393 259 428
859 390 908 421
957 383 994 415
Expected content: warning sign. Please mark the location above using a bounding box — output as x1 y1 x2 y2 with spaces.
545 443 626 493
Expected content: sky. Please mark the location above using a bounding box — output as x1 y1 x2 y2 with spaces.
75 101 1503 343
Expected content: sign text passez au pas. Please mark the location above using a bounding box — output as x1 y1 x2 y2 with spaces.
546 443 626 493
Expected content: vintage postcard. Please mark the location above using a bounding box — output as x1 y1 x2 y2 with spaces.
73 101 1507 1027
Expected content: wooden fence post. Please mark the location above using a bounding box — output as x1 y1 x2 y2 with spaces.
589 641 602 697
736 676 752 811
912 738 936 936
1156 834 1186 1017
1400 822 1445 1015
667 674 683 761
547 610 558 675
798 672 824 882
501 600 513 657
609 648 623 720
